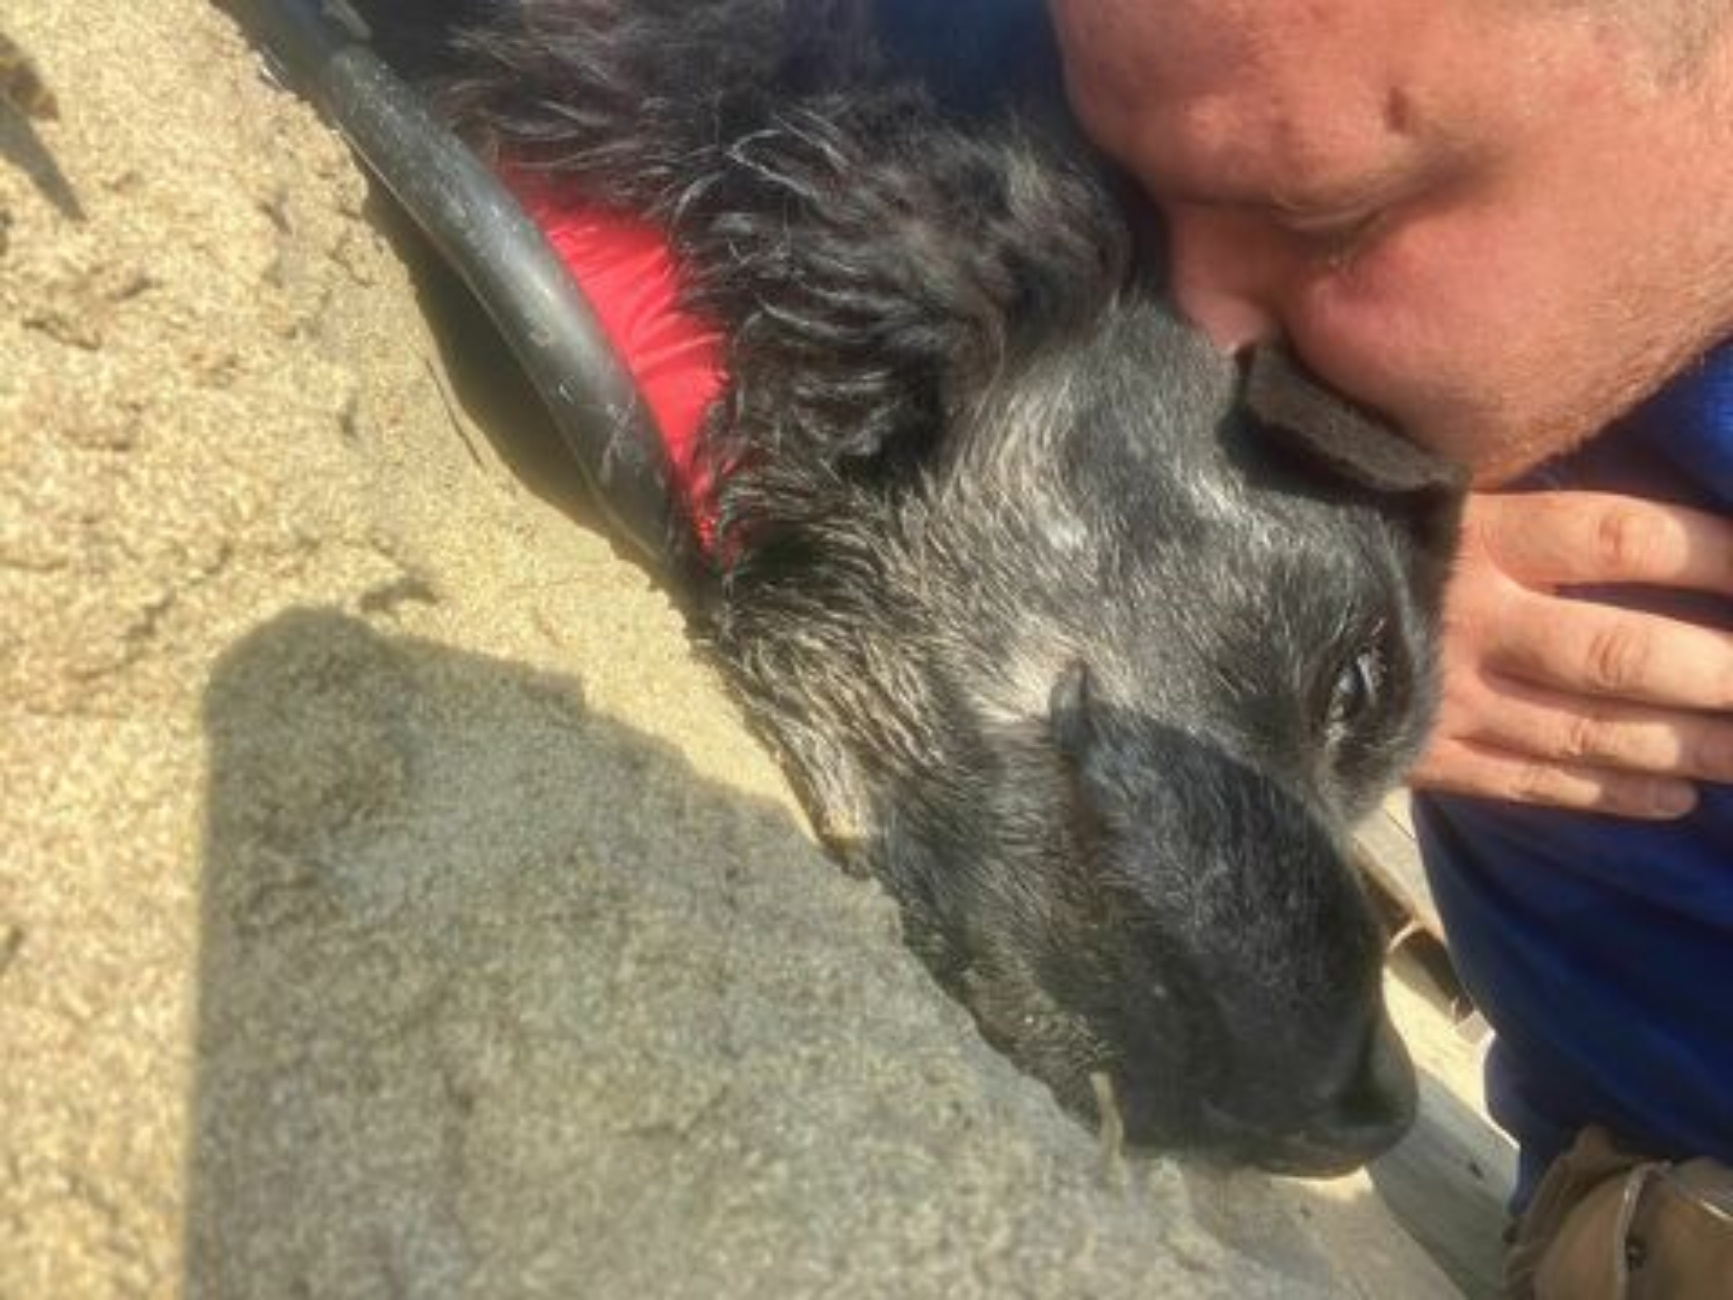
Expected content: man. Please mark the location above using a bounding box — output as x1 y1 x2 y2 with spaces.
1047 0 1732 1286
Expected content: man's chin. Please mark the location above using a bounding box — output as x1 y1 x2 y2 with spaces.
1405 402 1603 488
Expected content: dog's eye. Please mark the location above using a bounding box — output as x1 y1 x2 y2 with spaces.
1326 634 1388 738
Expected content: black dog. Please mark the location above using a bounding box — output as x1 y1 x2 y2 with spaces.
368 0 1461 1174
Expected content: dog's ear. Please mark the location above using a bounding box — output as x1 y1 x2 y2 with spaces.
1243 345 1465 498
1244 344 1464 602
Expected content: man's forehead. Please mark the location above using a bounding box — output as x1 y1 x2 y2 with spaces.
1053 0 1426 199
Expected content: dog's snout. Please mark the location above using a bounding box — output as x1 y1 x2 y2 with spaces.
1206 1013 1416 1176
1293 1015 1417 1165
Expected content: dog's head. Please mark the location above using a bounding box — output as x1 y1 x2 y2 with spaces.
744 303 1459 1174
914 316 1457 1173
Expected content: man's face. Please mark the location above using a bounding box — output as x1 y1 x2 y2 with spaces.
1051 0 1733 482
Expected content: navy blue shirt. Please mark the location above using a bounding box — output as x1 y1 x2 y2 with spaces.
1415 342 1733 1207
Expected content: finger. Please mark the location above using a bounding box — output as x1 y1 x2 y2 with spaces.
1443 668 1733 782
1485 587 1733 711
1474 492 1733 593
1409 737 1699 819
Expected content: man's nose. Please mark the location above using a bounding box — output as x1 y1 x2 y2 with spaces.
1165 206 1286 353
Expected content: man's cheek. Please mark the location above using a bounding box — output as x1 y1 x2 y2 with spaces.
1294 218 1533 407
1286 277 1456 419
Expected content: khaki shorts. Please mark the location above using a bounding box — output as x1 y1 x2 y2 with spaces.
1503 1126 1733 1300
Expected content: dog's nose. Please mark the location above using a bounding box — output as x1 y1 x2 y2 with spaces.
1289 1015 1417 1165
1202 1014 1417 1176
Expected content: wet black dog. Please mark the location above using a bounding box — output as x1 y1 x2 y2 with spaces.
367 0 1461 1174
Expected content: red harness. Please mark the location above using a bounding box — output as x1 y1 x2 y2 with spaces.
508 173 727 548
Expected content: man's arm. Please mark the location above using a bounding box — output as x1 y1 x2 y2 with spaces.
1409 490 1733 816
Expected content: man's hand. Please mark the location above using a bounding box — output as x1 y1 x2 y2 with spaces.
1410 491 1733 817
